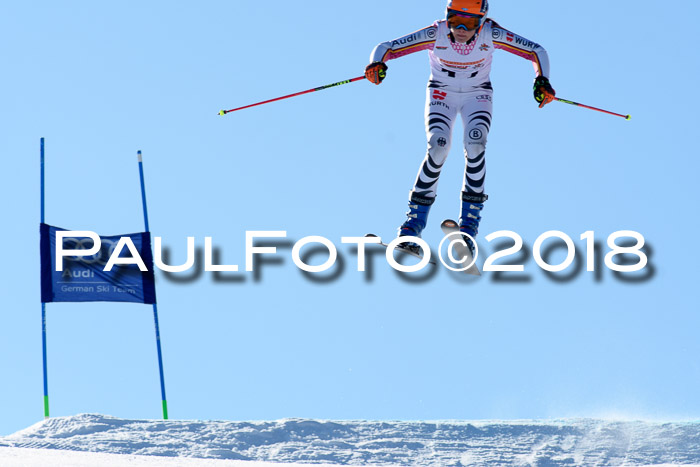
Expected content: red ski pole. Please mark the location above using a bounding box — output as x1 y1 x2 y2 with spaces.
218 76 366 115
554 97 631 120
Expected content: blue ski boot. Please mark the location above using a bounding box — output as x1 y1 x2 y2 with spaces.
397 194 434 254
458 191 488 256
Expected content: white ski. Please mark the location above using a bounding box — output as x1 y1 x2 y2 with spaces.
364 234 437 266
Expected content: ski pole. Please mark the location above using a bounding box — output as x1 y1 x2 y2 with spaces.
554 97 631 120
218 76 366 115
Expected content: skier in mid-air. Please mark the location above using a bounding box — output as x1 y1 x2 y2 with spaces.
365 0 555 255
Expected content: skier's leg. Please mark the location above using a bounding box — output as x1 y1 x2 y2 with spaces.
400 82 459 240
409 82 459 201
458 91 493 252
461 91 491 196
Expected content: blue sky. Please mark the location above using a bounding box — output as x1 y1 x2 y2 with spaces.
1 1 699 435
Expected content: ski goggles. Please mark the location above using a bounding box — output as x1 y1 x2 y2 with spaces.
447 12 484 31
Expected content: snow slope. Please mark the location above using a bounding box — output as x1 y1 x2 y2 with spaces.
0 447 344 467
2 414 700 466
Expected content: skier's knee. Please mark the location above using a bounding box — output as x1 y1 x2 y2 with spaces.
428 132 451 160
465 127 488 150
466 142 486 160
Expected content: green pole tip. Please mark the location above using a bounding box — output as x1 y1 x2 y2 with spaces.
218 110 225 116
625 115 631 121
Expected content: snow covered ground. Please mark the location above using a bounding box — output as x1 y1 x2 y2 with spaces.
0 447 344 467
2 414 700 466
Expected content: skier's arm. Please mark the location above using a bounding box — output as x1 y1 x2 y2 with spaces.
369 24 437 63
491 21 550 78
491 21 555 107
365 24 437 84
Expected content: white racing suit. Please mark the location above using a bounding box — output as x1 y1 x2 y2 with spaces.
370 19 550 200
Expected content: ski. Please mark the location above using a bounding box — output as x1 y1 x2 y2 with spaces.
440 220 481 276
364 234 437 266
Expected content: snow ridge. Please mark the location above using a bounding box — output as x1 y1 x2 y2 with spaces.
3 414 700 466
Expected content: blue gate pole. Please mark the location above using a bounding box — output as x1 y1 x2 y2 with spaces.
40 137 50 419
137 151 169 419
